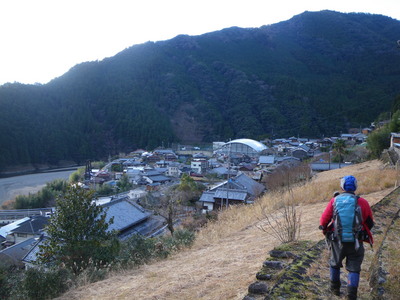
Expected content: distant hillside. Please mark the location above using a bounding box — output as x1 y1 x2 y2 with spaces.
0 10 400 168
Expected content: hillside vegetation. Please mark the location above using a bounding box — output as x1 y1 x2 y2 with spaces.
58 160 397 299
0 11 400 169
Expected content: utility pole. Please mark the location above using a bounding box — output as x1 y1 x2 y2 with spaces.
226 143 231 209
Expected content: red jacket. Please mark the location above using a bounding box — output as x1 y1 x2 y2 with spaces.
320 193 374 245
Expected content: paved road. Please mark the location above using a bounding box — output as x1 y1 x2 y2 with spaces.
0 169 77 205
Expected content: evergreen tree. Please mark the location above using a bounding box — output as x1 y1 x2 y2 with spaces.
333 139 346 167
116 174 133 192
38 186 119 274
366 126 391 158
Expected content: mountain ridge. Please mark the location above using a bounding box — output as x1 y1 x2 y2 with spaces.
0 10 399 168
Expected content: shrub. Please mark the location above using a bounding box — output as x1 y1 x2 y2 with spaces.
116 229 195 268
0 266 18 299
118 234 158 267
171 229 195 249
21 268 72 300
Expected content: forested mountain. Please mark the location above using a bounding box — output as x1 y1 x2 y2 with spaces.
1 10 400 169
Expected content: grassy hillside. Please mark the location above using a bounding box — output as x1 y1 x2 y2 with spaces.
0 11 400 168
57 160 397 299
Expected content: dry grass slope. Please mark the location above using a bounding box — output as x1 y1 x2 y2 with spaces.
59 160 397 300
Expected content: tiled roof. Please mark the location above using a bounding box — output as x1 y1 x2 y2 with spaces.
259 155 275 164
11 216 48 234
214 189 247 201
0 217 30 238
102 199 151 232
0 237 39 266
234 173 265 196
199 191 215 203
145 175 171 182
22 236 47 264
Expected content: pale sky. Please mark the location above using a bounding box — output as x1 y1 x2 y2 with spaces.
1 0 399 85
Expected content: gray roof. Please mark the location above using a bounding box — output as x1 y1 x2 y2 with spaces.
0 217 30 238
10 216 48 235
145 175 171 182
214 189 247 201
154 149 176 155
258 155 275 164
234 173 265 196
0 237 39 267
209 166 228 175
22 236 47 264
143 170 161 176
118 215 165 240
276 156 301 164
199 191 215 203
102 199 152 232
310 162 352 171
297 144 310 152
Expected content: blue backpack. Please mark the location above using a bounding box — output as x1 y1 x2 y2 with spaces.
332 193 363 244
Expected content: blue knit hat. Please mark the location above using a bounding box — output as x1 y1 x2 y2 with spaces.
340 175 357 192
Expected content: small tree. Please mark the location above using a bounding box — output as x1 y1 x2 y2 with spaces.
38 186 119 274
367 126 391 158
117 174 133 192
158 190 183 236
257 190 302 243
333 139 346 167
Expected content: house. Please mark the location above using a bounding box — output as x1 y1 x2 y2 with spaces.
320 138 334 149
0 236 40 267
22 198 165 268
390 132 400 149
276 156 301 166
155 160 170 168
197 173 265 212
291 149 308 160
238 163 256 172
362 128 373 135
143 175 171 185
208 166 237 179
191 158 208 174
127 188 147 200
0 216 48 248
22 235 47 269
129 149 147 157
153 149 178 161
258 155 275 167
166 163 181 177
126 168 143 184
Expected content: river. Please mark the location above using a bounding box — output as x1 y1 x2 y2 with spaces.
0 168 78 206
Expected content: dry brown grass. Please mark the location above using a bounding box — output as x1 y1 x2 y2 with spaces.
58 160 396 300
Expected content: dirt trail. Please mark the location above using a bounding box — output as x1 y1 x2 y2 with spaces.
261 187 400 300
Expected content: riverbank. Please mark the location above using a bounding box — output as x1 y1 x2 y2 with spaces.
0 162 80 178
0 168 79 206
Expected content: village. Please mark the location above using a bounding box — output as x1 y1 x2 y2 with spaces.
0 129 378 270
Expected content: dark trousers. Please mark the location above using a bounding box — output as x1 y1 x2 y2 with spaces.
329 241 364 273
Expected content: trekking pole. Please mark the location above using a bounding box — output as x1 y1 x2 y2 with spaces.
319 225 331 249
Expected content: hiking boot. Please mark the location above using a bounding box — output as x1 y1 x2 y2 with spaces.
330 280 341 296
347 286 358 300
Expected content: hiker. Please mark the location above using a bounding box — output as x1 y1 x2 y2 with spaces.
319 175 374 300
